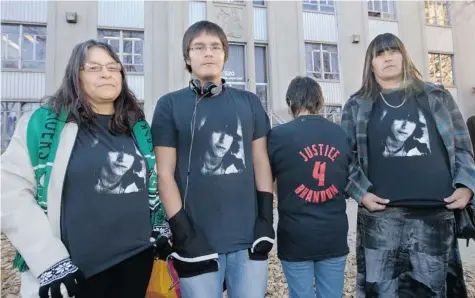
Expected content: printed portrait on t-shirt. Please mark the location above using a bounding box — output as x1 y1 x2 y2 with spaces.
378 107 431 157
94 144 147 194
196 114 246 176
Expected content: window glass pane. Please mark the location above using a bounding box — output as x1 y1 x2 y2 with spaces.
254 46 267 84
313 50 322 73
22 61 44 69
2 60 19 68
23 26 46 35
36 35 46 60
1 24 20 34
425 1 437 24
368 0 374 11
134 40 143 55
135 54 143 65
374 0 381 11
320 5 334 13
428 53 441 83
123 40 133 54
98 30 120 39
253 0 265 5
3 33 21 60
1 102 20 151
324 105 342 124
440 54 453 85
125 65 143 73
227 83 246 90
256 85 268 111
436 1 450 25
123 54 133 64
22 34 34 61
305 43 315 73
223 44 246 83
322 51 331 73
303 0 317 11
98 30 120 55
382 0 388 13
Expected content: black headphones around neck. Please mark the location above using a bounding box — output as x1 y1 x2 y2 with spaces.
189 78 226 97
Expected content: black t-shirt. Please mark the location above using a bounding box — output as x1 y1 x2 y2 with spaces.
367 89 454 207
151 86 270 254
268 115 349 262
61 114 152 278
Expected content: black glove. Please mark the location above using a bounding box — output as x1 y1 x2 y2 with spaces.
38 258 85 298
151 222 173 260
248 191 275 260
168 208 219 278
154 236 173 260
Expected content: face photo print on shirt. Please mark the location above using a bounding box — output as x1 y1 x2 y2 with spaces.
196 113 246 176
378 106 431 158
94 142 147 194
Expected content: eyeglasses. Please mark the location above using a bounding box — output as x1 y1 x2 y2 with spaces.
81 62 122 72
189 45 223 54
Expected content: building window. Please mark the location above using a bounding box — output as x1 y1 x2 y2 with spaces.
305 43 340 81
1 24 46 70
223 44 247 90
367 0 396 20
253 0 265 5
1 101 41 151
255 46 268 111
320 105 342 124
425 0 451 26
302 0 335 13
428 53 454 86
98 29 144 73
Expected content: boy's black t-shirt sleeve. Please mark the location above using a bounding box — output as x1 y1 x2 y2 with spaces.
251 94 271 140
151 95 177 148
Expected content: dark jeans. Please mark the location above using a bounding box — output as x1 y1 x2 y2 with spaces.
77 247 154 298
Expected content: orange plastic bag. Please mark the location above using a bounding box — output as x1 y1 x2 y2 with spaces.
146 259 181 298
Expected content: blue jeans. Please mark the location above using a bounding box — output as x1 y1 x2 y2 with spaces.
281 255 347 298
179 249 268 298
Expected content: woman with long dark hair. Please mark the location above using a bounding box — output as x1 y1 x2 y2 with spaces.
341 33 475 297
1 40 171 298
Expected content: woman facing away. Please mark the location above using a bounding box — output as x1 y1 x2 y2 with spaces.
341 32 475 297
1 40 171 298
267 76 351 298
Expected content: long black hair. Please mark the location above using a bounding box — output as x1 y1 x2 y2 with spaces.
46 39 144 134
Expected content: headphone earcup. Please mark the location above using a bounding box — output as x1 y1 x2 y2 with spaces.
203 82 218 97
190 79 202 95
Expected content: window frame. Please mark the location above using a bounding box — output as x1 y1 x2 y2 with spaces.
223 43 248 90
428 52 455 86
305 42 340 82
302 0 335 14
1 23 47 71
97 28 144 74
367 0 396 21
424 0 451 27
254 44 269 111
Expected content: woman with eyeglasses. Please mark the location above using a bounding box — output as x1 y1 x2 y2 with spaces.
1 39 171 298
341 33 474 297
